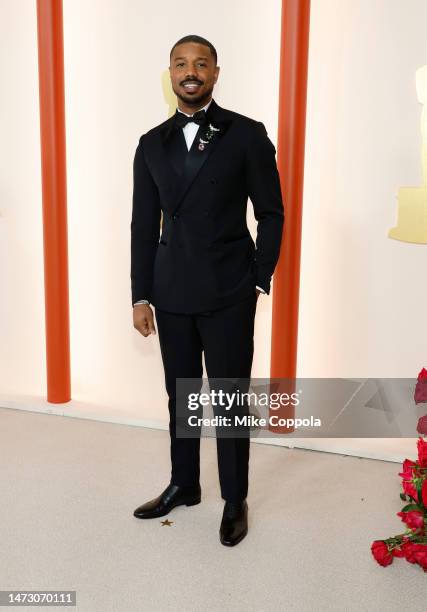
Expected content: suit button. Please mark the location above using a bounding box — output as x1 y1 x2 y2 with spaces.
172 213 179 220
210 178 218 184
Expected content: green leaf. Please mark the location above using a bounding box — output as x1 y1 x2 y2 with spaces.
416 481 426 511
401 503 422 513
400 493 407 501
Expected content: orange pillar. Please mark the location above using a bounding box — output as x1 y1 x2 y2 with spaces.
36 0 71 402
271 0 311 379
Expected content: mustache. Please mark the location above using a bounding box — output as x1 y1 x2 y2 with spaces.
181 79 203 85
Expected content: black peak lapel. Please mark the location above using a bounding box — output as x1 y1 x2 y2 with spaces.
159 99 233 217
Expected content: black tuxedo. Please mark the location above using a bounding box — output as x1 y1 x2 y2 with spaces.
131 99 284 502
130 98 284 313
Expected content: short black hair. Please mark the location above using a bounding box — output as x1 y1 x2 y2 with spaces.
170 35 217 65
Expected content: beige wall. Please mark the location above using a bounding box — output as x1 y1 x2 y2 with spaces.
299 0 427 378
0 0 44 396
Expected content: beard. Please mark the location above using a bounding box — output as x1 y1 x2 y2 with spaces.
173 83 214 108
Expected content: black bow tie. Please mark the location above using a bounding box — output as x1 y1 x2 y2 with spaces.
174 108 207 128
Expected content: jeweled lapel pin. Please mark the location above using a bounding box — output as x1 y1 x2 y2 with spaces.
198 122 221 151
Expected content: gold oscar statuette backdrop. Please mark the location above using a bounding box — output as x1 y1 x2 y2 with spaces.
389 65 427 244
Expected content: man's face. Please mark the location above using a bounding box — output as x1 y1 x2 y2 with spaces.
169 42 219 108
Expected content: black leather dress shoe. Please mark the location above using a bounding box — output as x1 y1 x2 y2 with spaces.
219 499 248 546
133 483 201 519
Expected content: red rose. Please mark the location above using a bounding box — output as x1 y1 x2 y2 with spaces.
400 541 415 563
392 545 405 557
414 380 427 404
417 415 427 435
417 437 427 467
422 479 427 508
399 458 417 480
404 543 427 571
412 544 427 571
371 540 393 567
415 369 427 405
397 510 425 533
402 479 418 501
402 541 417 563
392 536 410 557
399 459 418 500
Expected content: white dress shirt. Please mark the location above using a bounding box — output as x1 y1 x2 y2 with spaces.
133 99 265 305
179 98 213 151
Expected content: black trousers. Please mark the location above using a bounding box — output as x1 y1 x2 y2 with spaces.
154 292 257 502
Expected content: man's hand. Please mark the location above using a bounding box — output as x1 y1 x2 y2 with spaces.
133 304 156 337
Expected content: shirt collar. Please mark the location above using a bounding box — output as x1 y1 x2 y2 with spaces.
177 98 213 117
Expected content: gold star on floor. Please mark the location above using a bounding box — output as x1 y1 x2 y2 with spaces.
161 519 174 526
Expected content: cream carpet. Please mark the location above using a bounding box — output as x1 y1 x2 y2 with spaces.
0 406 425 612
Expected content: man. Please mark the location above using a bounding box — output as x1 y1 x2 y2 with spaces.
131 34 284 546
